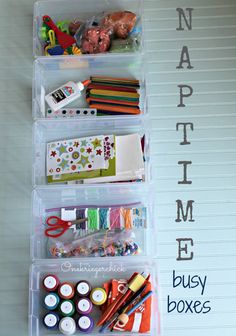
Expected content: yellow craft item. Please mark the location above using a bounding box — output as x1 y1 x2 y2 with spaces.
90 89 139 98
48 30 56 47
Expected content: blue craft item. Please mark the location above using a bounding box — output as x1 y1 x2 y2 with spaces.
47 45 64 55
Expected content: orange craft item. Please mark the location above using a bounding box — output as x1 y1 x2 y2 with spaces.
101 275 152 333
101 11 137 39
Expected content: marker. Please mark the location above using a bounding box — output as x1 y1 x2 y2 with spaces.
90 288 107 306
77 315 94 333
43 312 59 330
118 291 153 326
44 293 60 310
76 280 91 297
59 317 76 335
43 274 59 292
76 298 93 315
58 282 75 300
59 300 75 317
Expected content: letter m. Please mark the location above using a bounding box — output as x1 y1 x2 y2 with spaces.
175 200 195 222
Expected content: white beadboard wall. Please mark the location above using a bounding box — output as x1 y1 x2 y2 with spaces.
0 0 236 335
145 1 236 336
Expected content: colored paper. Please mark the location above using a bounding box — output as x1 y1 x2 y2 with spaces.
47 135 116 183
84 134 144 184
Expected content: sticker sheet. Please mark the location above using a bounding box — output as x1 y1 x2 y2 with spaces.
47 135 106 176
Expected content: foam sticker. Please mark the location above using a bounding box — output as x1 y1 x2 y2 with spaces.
46 108 97 118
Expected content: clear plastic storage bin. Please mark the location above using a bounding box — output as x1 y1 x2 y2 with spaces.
31 184 156 260
33 0 144 58
33 56 147 119
29 258 160 336
32 117 150 186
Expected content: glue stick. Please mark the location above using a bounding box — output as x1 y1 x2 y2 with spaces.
45 79 90 111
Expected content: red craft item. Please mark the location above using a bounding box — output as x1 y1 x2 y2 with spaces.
43 15 76 49
81 27 111 54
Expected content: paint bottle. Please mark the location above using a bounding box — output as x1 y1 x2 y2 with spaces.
90 287 107 305
45 79 90 111
58 282 75 300
77 315 94 333
76 280 91 297
44 293 60 310
43 312 59 330
43 274 60 292
59 300 75 317
59 317 76 335
76 298 93 315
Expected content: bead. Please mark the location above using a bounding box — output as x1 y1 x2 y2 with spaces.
118 313 129 325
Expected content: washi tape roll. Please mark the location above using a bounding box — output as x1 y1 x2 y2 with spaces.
59 317 76 335
44 293 60 310
76 298 93 315
59 300 75 317
43 274 60 292
76 280 91 297
43 312 59 329
58 282 75 300
90 288 107 305
77 315 94 333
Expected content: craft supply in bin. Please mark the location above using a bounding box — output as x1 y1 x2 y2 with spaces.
31 184 156 260
29 258 160 335
33 56 146 119
33 118 150 186
46 133 145 184
33 0 143 57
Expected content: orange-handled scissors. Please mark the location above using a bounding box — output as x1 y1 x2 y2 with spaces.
45 216 87 238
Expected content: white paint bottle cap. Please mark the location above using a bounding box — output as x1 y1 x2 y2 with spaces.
59 317 76 335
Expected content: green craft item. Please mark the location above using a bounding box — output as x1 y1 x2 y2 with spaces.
89 94 139 102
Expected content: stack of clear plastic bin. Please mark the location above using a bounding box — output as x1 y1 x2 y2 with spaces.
30 1 160 335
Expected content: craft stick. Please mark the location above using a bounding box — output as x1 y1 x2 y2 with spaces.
89 104 141 114
87 97 139 106
87 84 138 92
90 89 139 98
90 76 140 84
